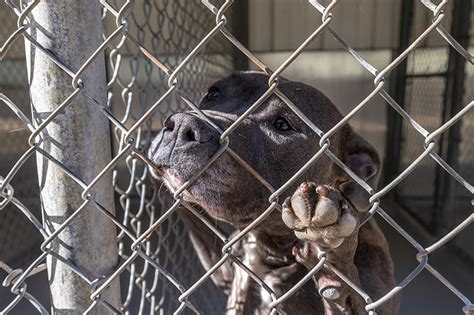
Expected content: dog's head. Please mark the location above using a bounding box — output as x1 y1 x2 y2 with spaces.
147 72 379 229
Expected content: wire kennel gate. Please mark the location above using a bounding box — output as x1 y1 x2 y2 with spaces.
0 0 472 314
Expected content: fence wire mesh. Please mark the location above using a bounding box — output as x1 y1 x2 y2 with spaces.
0 0 473 314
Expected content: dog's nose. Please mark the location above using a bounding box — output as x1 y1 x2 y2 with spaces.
165 113 215 145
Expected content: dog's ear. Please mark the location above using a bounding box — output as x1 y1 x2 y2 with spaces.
337 129 381 212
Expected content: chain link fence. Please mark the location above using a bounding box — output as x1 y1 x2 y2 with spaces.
0 0 472 314
389 1 474 264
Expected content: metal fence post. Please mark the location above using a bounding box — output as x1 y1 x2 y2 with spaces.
24 1 121 313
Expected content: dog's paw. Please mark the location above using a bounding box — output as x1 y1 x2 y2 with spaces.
282 182 358 252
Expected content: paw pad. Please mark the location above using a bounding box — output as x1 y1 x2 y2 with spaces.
282 183 358 249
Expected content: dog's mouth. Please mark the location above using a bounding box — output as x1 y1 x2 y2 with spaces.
161 169 183 192
148 163 165 179
149 164 194 199
148 160 263 226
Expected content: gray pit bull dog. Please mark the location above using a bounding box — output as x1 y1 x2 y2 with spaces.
147 72 399 314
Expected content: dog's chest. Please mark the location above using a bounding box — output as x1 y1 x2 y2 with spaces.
228 231 300 314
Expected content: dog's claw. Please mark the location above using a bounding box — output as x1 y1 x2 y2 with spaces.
282 183 358 252
320 287 340 301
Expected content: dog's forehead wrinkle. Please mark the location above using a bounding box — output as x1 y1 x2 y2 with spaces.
255 100 304 125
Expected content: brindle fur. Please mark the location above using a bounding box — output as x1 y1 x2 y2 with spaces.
148 72 399 314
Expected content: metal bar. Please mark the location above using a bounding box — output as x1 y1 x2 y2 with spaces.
382 0 414 188
24 1 121 313
434 0 472 233
231 0 249 71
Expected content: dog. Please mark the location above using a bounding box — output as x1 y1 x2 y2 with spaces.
147 72 399 314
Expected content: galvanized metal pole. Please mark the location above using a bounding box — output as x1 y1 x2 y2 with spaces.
24 1 121 313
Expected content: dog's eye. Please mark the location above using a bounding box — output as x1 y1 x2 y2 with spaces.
273 117 293 132
205 86 220 102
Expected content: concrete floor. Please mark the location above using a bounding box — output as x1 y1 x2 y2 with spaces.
379 209 473 315
1 204 472 315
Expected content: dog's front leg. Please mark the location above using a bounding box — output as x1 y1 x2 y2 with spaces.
282 183 366 314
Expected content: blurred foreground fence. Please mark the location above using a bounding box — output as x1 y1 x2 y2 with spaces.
0 0 472 314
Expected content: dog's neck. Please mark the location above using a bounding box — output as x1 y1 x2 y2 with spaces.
251 226 297 264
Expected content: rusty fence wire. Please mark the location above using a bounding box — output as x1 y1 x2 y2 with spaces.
0 0 473 314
